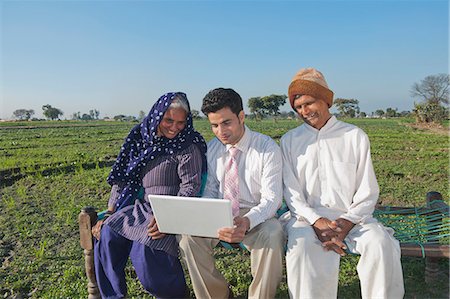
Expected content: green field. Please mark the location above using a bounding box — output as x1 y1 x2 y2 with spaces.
0 118 448 298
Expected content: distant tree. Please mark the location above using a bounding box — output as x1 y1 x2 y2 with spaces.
334 98 360 118
113 114 137 122
385 107 398 118
89 109 100 120
375 109 385 117
411 74 449 123
399 110 411 117
81 113 93 121
72 112 81 120
42 104 63 120
287 111 296 119
191 109 201 119
248 97 265 120
13 109 35 120
138 110 146 122
114 114 127 121
261 94 287 121
413 101 448 123
359 111 367 118
411 73 449 105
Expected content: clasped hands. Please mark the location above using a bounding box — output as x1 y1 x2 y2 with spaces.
312 217 355 256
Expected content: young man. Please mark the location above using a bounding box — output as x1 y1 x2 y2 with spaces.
281 68 404 298
178 88 285 299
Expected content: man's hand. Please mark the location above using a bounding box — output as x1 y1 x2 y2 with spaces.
320 218 355 256
92 220 104 240
321 237 348 256
218 216 250 243
312 217 341 243
148 217 166 240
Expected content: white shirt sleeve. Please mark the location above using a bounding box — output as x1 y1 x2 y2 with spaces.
340 132 379 224
244 141 283 230
281 134 322 225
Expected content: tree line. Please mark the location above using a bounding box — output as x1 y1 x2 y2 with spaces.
13 105 64 121
10 74 448 123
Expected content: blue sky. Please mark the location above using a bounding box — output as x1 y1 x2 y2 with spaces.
1 0 448 120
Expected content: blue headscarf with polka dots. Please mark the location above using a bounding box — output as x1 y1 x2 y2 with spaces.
107 92 207 210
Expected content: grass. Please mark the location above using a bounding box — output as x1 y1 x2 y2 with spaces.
0 118 448 298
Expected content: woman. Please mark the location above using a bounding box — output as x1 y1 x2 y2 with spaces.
92 92 207 298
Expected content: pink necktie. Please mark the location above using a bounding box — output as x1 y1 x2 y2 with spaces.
224 147 240 217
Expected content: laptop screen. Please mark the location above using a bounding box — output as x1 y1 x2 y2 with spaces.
148 194 233 238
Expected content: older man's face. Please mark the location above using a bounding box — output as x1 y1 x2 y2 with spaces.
293 95 331 130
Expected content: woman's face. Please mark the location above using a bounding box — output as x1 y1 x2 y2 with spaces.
157 107 188 139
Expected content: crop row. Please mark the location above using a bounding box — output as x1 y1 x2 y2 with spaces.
0 118 448 298
0 118 448 203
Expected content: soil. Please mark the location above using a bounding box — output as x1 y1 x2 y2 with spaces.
406 122 449 135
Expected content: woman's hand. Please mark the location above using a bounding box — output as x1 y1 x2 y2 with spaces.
92 220 104 240
91 209 114 241
148 217 166 239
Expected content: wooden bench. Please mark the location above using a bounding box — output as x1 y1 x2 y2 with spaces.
79 191 449 299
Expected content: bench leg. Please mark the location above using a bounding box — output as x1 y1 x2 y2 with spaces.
84 248 101 299
425 257 440 284
79 207 101 299
425 192 445 284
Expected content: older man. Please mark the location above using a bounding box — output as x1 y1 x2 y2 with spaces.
281 68 404 298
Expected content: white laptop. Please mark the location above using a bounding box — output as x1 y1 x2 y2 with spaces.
148 194 234 238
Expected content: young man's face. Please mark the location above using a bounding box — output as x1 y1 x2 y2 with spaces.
207 107 245 145
293 95 331 130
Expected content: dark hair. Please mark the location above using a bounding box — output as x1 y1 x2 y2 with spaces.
201 88 243 116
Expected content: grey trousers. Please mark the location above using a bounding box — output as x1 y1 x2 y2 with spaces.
178 210 285 299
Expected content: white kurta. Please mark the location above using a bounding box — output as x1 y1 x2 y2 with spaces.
281 116 404 299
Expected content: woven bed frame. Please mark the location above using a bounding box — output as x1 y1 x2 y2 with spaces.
78 191 449 299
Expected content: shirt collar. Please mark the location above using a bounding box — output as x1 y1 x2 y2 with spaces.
304 115 337 133
225 125 250 154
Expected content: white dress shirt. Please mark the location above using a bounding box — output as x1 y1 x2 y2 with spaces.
203 125 283 231
281 116 379 225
